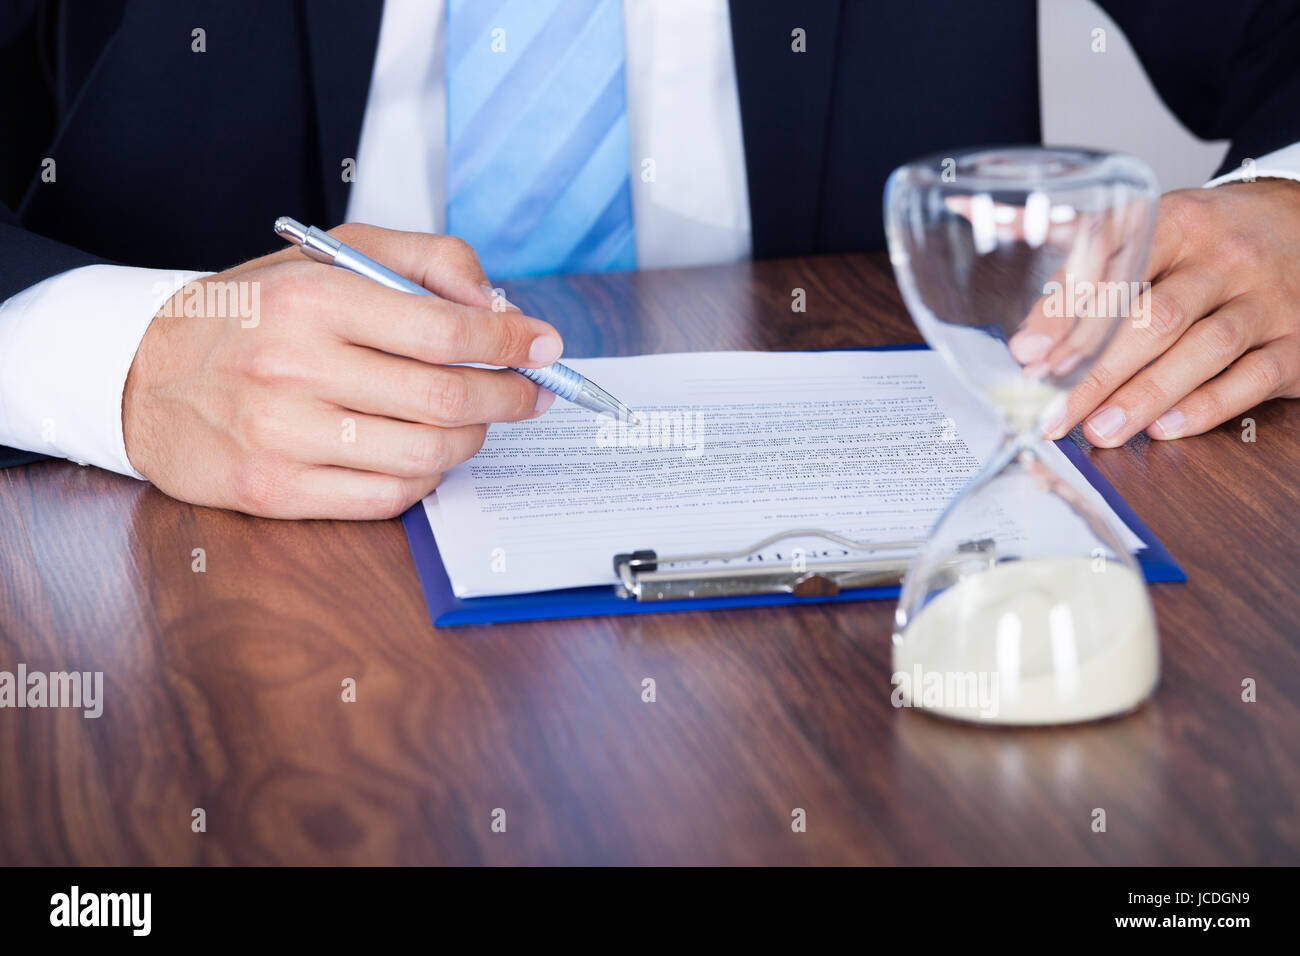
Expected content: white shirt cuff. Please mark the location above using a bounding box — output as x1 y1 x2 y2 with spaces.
1204 141 1300 188
0 264 209 478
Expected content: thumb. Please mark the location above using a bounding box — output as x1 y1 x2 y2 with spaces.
325 223 498 309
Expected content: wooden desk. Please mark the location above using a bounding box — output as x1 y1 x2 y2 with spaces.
2 253 1297 865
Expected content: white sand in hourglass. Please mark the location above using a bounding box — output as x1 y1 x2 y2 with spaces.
893 557 1158 725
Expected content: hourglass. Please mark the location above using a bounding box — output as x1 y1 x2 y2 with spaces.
884 147 1162 725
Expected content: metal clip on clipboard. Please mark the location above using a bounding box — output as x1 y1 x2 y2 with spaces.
613 529 997 602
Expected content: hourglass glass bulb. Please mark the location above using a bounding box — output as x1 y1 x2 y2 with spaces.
884 147 1162 726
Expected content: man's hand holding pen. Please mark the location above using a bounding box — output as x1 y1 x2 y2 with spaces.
122 224 563 519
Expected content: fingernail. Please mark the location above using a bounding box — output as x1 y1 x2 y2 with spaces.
1086 405 1126 440
1010 333 1054 364
528 334 563 365
1052 351 1083 376
479 281 519 312
1149 407 1184 439
533 387 556 415
1041 402 1066 435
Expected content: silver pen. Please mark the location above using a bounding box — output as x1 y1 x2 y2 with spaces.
273 217 640 422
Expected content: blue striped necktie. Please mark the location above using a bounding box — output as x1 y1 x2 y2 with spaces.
445 0 637 279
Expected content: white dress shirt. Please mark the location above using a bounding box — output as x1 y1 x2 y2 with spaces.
1 0 1297 478
346 0 752 267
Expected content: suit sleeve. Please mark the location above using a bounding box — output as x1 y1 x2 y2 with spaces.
0 0 114 299
1096 0 1300 177
0 0 111 468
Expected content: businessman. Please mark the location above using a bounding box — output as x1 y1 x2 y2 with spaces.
3 1 1299 518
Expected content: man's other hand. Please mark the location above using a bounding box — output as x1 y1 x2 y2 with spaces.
1047 180 1300 445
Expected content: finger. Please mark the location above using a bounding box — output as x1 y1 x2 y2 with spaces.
1045 266 1227 439
324 271 565 368
1013 186 1178 376
328 223 495 308
289 407 488 479
295 467 445 520
1008 265 1076 369
1077 300 1257 446
1010 210 1136 373
230 462 445 520
1143 193 1189 283
319 345 554 425
1147 340 1296 440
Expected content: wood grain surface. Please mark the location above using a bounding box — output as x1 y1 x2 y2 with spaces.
2 252 1297 865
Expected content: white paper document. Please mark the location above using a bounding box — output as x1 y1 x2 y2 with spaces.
421 350 1144 598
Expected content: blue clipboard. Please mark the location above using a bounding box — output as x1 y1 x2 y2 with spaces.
400 345 1185 627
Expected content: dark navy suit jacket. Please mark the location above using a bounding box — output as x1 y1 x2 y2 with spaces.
3 0 1299 468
